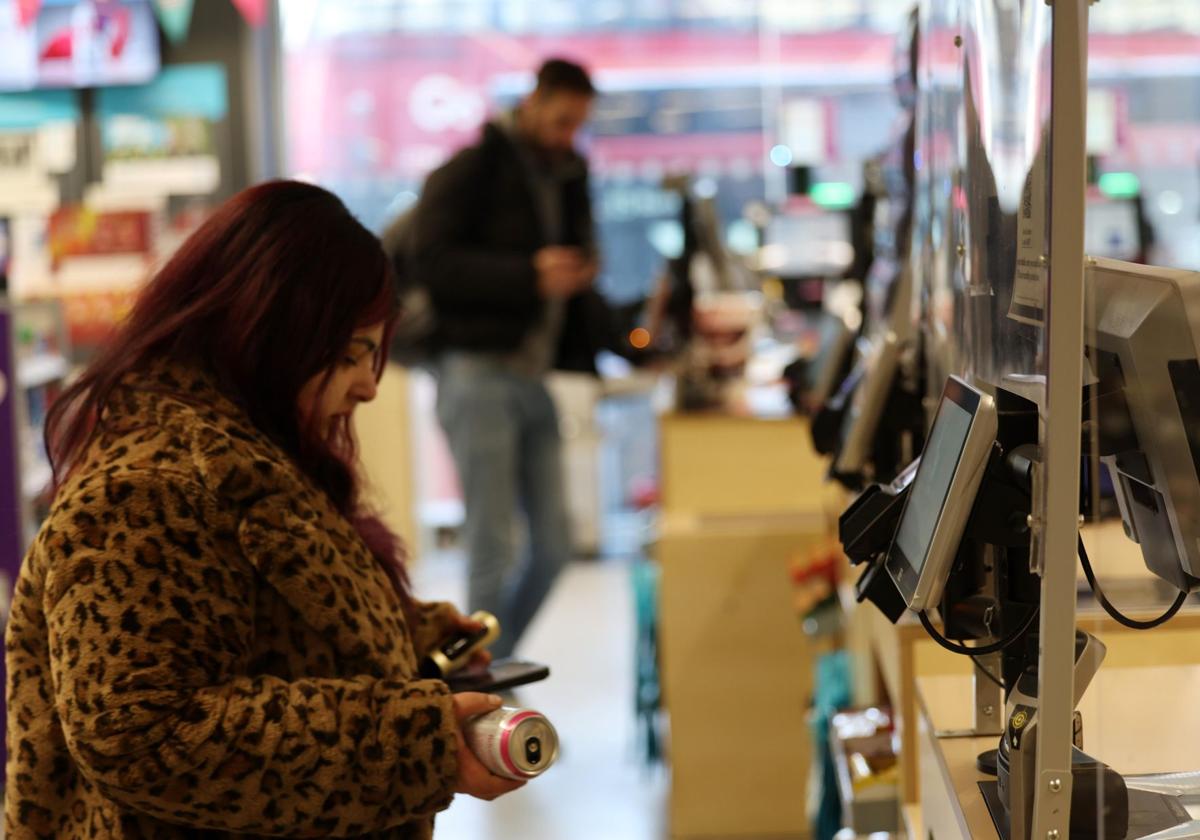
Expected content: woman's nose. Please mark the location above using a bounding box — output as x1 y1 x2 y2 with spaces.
352 370 379 403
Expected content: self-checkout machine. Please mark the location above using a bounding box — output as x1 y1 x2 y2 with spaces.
843 1 1200 838
847 255 1200 839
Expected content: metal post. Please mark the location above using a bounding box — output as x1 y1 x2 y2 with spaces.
757 0 787 206
1031 0 1089 838
972 650 1004 736
242 0 284 182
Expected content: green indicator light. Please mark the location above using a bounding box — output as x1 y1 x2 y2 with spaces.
1098 172 1140 199
810 182 856 209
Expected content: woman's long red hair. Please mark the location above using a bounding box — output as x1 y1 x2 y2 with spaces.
45 180 412 600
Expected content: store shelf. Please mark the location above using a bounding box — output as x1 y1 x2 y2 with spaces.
17 354 69 390
22 460 52 500
830 714 901 836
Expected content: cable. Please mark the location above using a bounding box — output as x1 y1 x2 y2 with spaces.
970 653 1006 691
918 605 1039 656
1077 535 1187 630
950 629 1008 690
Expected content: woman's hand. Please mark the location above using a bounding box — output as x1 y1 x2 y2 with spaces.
452 693 526 801
445 611 494 672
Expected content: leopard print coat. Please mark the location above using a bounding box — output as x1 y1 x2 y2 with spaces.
5 361 465 839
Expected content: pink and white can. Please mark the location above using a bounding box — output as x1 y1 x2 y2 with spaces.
464 707 559 780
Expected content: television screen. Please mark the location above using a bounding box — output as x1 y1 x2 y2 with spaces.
0 0 159 93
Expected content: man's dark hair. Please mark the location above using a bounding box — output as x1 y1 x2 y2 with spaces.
535 58 596 97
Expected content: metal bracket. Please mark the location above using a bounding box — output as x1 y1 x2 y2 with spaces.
1038 770 1075 839
972 651 1005 736
934 652 1004 738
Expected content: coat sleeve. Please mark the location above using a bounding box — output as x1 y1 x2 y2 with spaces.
42 470 460 838
411 148 542 311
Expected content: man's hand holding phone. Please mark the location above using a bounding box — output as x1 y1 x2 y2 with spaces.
535 246 596 298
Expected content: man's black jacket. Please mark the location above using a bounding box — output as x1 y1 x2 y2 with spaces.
410 120 619 375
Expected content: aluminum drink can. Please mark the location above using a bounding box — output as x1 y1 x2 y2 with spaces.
464 707 559 780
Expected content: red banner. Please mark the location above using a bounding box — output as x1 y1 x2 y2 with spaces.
16 0 41 27
230 0 267 27
47 207 153 271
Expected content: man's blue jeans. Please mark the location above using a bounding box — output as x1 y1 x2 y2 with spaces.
435 353 572 659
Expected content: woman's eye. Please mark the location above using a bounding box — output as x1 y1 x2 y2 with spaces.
341 356 358 367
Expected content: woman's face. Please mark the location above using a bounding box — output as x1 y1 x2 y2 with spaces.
299 322 386 433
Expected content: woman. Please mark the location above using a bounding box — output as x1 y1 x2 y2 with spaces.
4 181 522 840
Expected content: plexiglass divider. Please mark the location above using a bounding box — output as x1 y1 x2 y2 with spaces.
911 0 1091 835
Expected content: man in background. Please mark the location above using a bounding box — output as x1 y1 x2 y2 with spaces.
411 58 608 659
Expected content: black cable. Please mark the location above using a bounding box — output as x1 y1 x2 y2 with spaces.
1077 535 1187 630
950 629 1008 690
969 653 1006 691
918 605 1039 656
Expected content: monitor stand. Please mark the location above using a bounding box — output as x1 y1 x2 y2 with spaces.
933 648 1005 742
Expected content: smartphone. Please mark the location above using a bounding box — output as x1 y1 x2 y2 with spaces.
445 658 551 694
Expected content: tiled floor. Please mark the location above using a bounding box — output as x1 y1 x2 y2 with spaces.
413 551 669 840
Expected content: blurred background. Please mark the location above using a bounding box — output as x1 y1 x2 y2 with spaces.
1 2 1199 839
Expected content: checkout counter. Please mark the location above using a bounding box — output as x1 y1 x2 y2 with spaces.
842 518 1200 833
656 407 845 838
838 258 1200 839
916 662 1200 839
651 125 914 837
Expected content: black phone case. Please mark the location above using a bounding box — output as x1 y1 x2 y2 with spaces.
444 658 550 694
